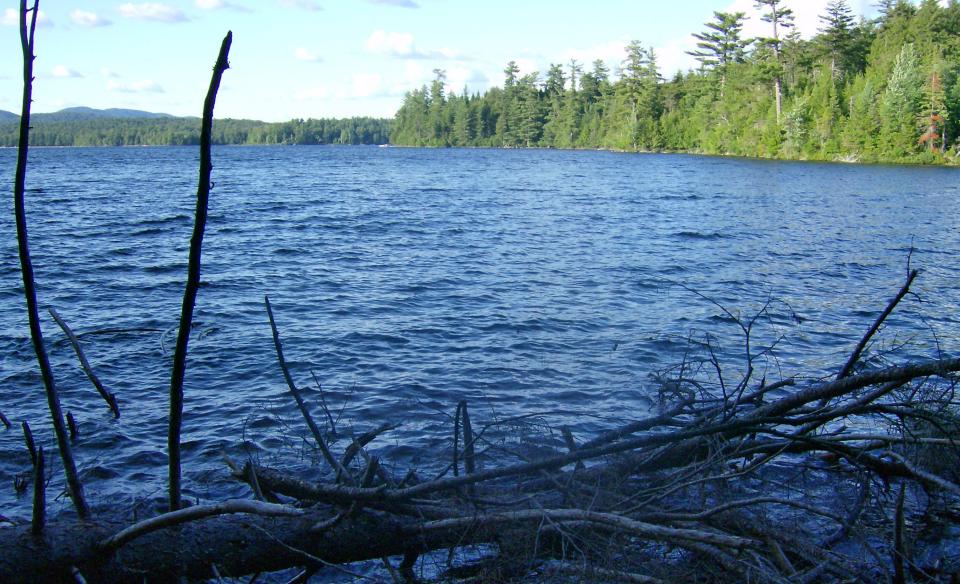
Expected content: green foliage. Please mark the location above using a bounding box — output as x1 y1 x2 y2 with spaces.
0 116 392 147
386 0 960 165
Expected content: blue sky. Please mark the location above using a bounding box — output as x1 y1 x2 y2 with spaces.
1 0 881 122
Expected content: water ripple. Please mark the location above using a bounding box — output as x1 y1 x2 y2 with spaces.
0 146 958 522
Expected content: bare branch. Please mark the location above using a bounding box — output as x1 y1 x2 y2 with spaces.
14 0 89 520
50 308 120 418
99 499 302 553
168 30 232 512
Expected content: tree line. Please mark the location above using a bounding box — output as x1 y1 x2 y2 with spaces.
391 0 960 164
0 116 392 147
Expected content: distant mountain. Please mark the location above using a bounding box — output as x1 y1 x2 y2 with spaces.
0 107 183 124
37 107 176 121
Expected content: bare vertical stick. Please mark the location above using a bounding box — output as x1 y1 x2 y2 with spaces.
22 421 37 466
13 0 89 520
459 400 476 477
66 411 79 441
50 307 121 418
31 446 45 535
168 31 232 512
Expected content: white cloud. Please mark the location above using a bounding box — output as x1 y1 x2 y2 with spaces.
277 0 322 10
195 0 251 11
654 37 699 77
446 66 488 92
52 65 83 78
365 30 459 59
514 58 539 78
118 3 188 23
561 40 628 69
2 8 53 27
70 10 111 27
352 73 382 98
364 0 419 7
108 79 164 93
100 67 120 78
294 47 323 62
366 30 415 56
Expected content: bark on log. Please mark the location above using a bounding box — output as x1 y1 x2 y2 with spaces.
0 509 425 583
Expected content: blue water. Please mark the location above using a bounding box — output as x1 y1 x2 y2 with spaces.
1 146 958 521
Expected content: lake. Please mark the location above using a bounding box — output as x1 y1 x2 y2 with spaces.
1 146 958 520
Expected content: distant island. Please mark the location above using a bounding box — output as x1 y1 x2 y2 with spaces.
0 107 391 147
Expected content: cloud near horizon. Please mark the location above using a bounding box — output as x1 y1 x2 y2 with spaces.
277 0 323 11
108 79 165 93
294 47 323 62
52 65 84 78
364 0 420 8
365 30 459 60
195 0 252 12
118 3 188 23
70 10 112 27
2 8 53 27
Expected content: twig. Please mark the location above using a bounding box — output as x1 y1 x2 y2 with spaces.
885 450 960 495
14 0 89 520
837 269 918 380
893 482 906 584
561 426 585 471
264 296 351 482
31 445 44 536
98 499 302 553
410 508 759 551
310 371 338 435
49 307 120 418
168 30 232 512
341 423 399 472
460 401 476 477
0 410 10 429
247 524 383 582
246 461 266 501
22 421 37 466
66 411 78 441
284 568 320 584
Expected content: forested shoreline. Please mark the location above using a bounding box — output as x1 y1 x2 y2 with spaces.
0 116 391 147
5 1 960 165
392 0 960 165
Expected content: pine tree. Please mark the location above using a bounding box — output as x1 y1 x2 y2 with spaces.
879 43 924 157
819 0 855 78
755 0 795 120
687 11 751 94
429 69 447 145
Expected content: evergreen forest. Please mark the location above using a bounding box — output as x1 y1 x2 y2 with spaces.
391 0 960 164
0 116 391 147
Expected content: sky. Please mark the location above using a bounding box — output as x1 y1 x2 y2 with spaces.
1 0 884 122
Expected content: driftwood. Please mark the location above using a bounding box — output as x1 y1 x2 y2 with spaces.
1 344 957 582
4 4 960 582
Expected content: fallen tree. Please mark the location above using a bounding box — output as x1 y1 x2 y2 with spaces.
3 3 959 583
